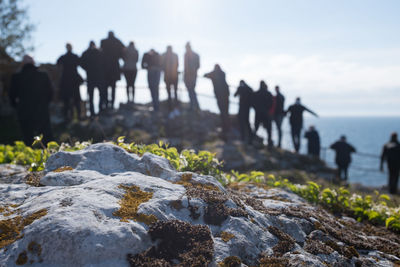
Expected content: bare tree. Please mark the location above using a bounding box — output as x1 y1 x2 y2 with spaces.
0 0 34 59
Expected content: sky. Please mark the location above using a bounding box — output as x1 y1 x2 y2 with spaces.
26 0 400 116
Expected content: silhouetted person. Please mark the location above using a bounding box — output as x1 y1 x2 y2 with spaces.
286 97 318 152
304 125 320 158
253 81 273 147
57 43 82 121
380 132 400 194
142 49 161 111
122 41 138 103
184 42 200 111
273 86 285 148
9 55 53 145
330 135 356 181
161 45 179 109
100 31 124 109
80 41 106 116
204 64 230 139
234 80 254 144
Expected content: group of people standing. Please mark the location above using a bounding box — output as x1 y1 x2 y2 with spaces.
57 31 201 120
233 80 318 152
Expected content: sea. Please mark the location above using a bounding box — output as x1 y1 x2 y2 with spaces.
80 79 400 188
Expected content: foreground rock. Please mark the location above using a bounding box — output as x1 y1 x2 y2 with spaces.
1 144 399 266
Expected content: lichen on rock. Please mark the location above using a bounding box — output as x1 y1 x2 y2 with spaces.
0 208 47 249
113 184 158 225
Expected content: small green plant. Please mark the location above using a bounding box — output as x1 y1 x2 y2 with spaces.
2 138 400 233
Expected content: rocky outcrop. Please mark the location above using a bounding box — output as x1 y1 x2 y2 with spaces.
1 143 399 266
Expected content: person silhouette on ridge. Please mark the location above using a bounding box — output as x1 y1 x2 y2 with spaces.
273 86 285 148
253 81 273 147
10 55 53 145
161 45 179 110
304 125 320 158
330 135 356 181
204 64 230 139
184 42 200 111
142 49 161 112
122 41 139 104
80 41 106 116
286 97 318 152
234 80 254 144
100 31 124 109
57 43 83 121
380 132 400 194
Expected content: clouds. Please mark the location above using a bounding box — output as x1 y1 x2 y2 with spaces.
216 52 400 115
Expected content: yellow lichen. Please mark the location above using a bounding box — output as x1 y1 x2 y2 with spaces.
53 166 74 172
0 209 47 249
113 185 158 225
220 231 235 242
0 204 19 217
175 173 221 192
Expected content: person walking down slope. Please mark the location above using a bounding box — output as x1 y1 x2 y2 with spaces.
184 42 200 111
80 41 106 116
234 80 254 144
273 86 285 148
380 132 400 194
286 97 318 153
57 43 83 121
304 125 320 158
161 45 179 110
330 135 356 181
142 49 161 112
9 55 54 145
100 31 124 109
253 81 273 147
122 41 139 104
204 64 230 139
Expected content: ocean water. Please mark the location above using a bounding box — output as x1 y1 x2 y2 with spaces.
79 80 400 188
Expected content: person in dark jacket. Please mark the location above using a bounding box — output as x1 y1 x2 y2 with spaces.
184 42 200 111
304 125 320 158
122 41 139 103
253 81 273 147
9 55 53 145
161 45 179 109
380 132 400 194
142 49 161 111
330 135 356 181
80 41 106 116
273 86 285 148
234 80 254 144
286 97 318 153
204 64 230 139
57 43 83 121
100 31 124 109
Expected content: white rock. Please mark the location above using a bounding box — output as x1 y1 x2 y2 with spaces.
1 143 398 267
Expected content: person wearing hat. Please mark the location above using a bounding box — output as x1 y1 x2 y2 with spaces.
9 55 54 145
330 135 356 181
380 132 400 194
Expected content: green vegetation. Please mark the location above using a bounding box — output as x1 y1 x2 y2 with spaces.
1 137 400 233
